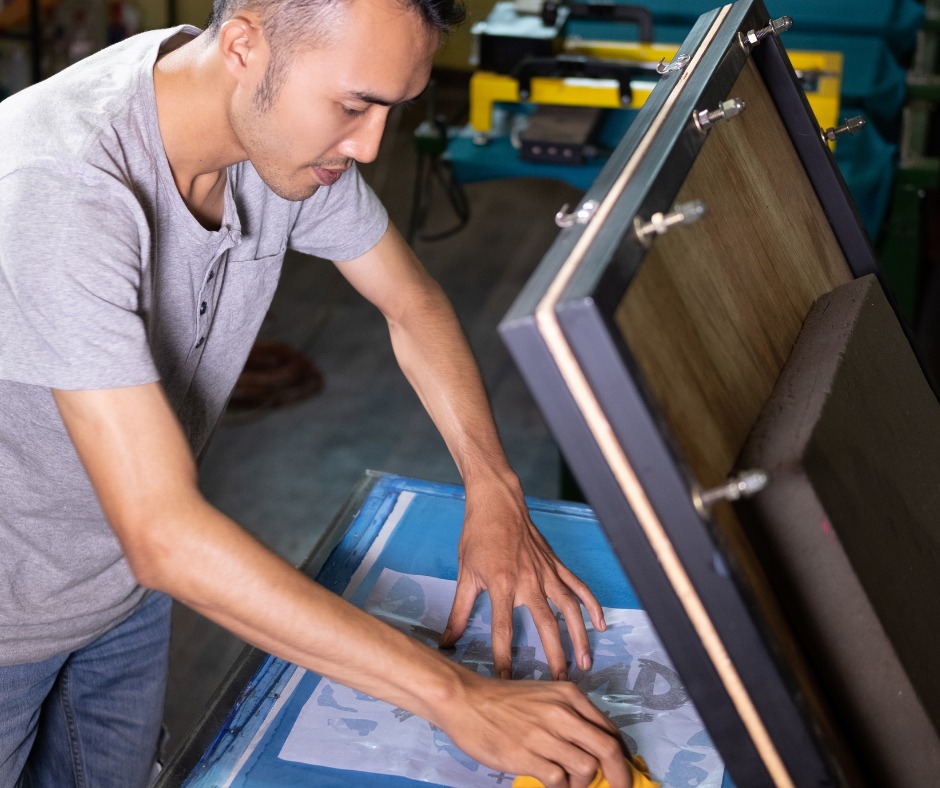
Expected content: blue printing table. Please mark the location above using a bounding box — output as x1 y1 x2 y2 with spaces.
164 472 733 787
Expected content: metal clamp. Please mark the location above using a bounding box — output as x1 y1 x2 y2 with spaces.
822 115 866 141
693 97 746 133
634 199 707 246
740 16 792 50
693 469 769 517
555 199 599 228
656 53 691 76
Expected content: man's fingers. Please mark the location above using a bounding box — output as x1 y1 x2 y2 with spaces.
506 701 604 788
565 686 629 749
552 589 593 672
531 739 602 788
555 563 607 633
565 717 631 788
527 695 628 788
440 579 478 647
490 595 515 680
528 598 568 681
534 687 629 788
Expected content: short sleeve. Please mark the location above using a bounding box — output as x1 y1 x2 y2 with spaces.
0 165 159 390
287 163 388 262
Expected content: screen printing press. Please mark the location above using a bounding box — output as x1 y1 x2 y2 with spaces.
158 1 940 785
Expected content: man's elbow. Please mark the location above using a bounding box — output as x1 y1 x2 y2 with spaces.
120 521 180 591
385 280 456 336
109 497 206 593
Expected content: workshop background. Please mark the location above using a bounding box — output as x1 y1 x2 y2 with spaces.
2 0 938 759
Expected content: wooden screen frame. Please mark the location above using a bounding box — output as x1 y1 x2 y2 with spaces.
500 1 885 784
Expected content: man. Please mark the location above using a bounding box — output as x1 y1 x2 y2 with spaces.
0 0 631 785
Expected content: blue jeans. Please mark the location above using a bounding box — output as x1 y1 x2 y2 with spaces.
0 591 172 788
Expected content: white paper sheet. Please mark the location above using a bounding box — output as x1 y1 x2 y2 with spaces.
279 569 723 786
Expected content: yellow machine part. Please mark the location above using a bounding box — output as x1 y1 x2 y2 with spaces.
469 39 843 147
468 41 675 133
469 70 650 131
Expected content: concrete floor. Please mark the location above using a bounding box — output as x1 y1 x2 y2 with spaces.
162 85 583 757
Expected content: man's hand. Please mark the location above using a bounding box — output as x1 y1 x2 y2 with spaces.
440 671 631 788
439 481 606 681
338 227 605 680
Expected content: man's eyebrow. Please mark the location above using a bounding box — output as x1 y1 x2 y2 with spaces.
347 87 428 107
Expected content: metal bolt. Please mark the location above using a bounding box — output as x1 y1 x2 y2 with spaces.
634 199 707 245
694 97 746 132
823 115 867 141
746 15 792 45
694 469 770 516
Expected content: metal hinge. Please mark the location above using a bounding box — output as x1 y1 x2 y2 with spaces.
555 199 599 228
656 53 691 76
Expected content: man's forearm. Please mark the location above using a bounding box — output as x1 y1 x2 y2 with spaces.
141 495 473 727
336 225 520 495
384 275 519 495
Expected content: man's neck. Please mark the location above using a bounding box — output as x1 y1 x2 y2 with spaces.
153 32 244 226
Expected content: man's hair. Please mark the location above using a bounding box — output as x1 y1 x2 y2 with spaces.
206 0 465 109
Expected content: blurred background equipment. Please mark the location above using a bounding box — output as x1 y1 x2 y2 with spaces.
438 0 935 329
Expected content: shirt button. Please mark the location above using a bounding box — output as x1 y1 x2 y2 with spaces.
200 301 207 315
195 337 205 348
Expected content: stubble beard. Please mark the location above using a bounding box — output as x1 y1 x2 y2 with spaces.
229 84 346 202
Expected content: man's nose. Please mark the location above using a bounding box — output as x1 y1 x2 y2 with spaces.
339 108 389 164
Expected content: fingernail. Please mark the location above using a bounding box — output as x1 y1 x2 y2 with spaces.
499 669 511 680
580 654 592 671
557 670 568 681
438 629 451 646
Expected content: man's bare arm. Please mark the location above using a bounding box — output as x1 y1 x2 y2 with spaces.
53 383 629 788
336 225 606 681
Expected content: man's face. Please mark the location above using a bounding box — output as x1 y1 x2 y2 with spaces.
229 0 439 201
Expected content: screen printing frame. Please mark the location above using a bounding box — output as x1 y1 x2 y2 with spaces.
499 1 885 785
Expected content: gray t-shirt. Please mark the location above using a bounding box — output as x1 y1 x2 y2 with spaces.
0 27 388 665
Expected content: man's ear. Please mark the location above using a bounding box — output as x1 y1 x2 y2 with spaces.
217 14 266 82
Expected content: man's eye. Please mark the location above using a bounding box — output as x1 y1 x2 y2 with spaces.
342 105 367 117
